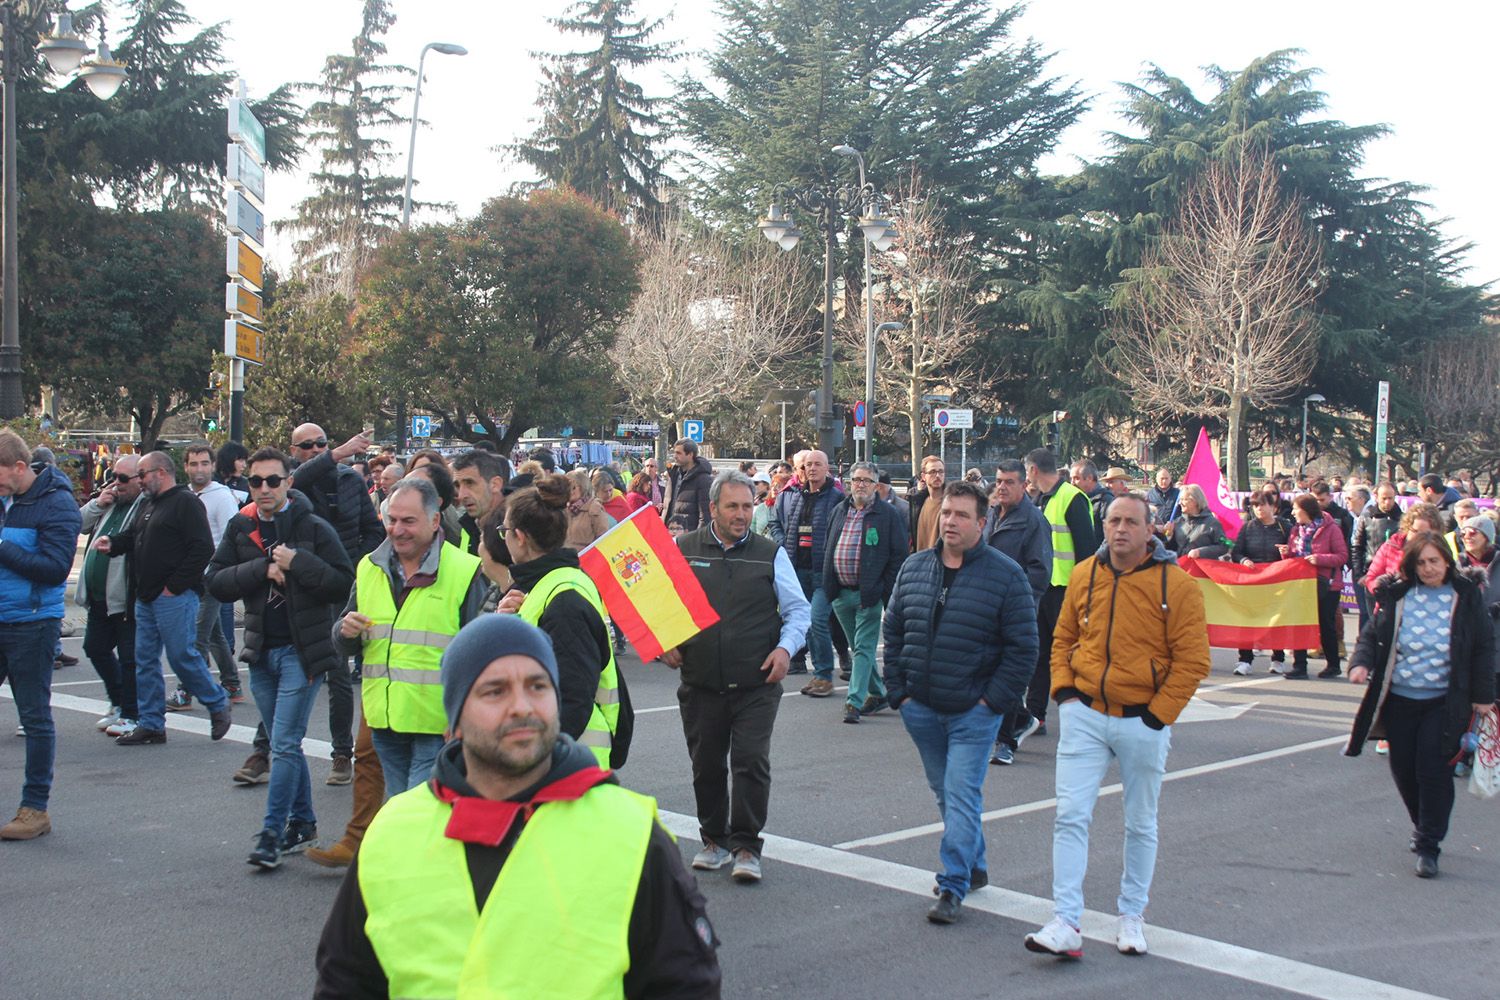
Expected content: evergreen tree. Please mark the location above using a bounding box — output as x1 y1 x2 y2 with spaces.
509 0 675 223
289 0 411 296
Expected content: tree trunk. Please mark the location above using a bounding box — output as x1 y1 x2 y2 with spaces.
1226 393 1249 491
495 408 527 455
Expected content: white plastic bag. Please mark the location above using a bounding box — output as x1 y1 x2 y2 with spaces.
1467 711 1499 800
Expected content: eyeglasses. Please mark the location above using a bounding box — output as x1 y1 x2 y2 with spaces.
850 477 877 485
247 475 287 489
293 438 328 451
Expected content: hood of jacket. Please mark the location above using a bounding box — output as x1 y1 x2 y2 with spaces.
15 463 73 506
1091 533 1178 567
509 547 581 592
429 734 611 845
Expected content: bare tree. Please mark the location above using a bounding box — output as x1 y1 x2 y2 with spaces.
845 176 988 474
1114 149 1322 489
611 225 812 459
1410 325 1500 484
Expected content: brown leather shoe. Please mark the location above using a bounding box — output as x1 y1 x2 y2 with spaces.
306 840 356 869
800 678 834 698
0 806 51 840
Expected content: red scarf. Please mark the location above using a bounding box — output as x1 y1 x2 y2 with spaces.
433 766 614 846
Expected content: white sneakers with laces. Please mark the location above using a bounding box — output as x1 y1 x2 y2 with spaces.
96 705 122 731
1117 914 1148 955
104 718 137 738
1024 917 1083 958
691 842 732 871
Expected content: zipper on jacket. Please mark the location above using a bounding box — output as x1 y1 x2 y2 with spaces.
1099 569 1121 711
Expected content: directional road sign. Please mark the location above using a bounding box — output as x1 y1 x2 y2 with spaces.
1375 380 1390 457
227 97 266 164
224 320 264 365
227 191 264 246
683 419 705 443
226 142 266 203
226 235 263 290
225 282 263 323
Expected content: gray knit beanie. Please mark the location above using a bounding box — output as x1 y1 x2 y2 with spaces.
440 615 559 730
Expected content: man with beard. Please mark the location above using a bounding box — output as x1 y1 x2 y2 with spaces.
315 615 721 999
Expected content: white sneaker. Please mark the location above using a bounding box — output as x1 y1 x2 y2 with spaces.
1268 661 1289 675
1117 914 1148 955
691 842 733 870
96 705 122 730
1013 713 1043 751
105 718 137 738
14 724 24 737
1024 916 1083 958
1232 661 1253 676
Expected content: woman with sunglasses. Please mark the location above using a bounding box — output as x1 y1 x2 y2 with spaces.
1228 490 1292 675
1346 533 1496 878
481 473 621 767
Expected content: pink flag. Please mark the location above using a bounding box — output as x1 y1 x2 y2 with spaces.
1183 426 1243 540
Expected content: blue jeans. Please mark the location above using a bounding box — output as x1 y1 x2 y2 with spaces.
195 591 239 691
830 588 884 707
899 698 1003 899
794 568 835 680
249 646 323 835
0 619 62 810
134 591 228 732
1051 699 1171 925
370 729 445 795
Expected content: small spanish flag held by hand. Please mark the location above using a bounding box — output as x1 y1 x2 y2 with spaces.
578 506 720 661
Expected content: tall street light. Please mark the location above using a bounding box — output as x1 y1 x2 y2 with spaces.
1 9 127 418
758 157 892 460
1300 392 1326 476
394 40 465 448
834 145 888 464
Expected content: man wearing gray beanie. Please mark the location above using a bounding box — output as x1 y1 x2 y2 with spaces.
315 614 723 999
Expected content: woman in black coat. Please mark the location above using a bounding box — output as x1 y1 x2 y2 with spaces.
1230 489 1292 674
1345 532 1497 878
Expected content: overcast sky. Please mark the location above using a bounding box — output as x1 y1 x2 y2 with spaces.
185 0 1498 287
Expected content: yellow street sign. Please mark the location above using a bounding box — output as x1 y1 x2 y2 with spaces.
225 282 263 323
224 319 265 366
226 235 263 291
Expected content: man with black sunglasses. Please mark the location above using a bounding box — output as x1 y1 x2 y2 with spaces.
233 423 382 787
94 452 232 746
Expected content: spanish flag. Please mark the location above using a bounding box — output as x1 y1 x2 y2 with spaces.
1178 556 1321 650
578 506 720 661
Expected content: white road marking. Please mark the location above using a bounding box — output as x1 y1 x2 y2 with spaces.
1174 695 1256 723
657 810 1443 1000
834 733 1348 850
13 688 1437 999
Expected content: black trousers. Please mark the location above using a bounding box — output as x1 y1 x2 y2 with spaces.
1382 692 1456 858
1023 586 1065 724
678 681 781 856
253 657 354 758
1293 586 1343 674
83 599 136 718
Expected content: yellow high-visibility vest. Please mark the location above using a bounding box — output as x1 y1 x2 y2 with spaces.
518 566 619 768
358 781 656 999
1044 480 1090 588
357 544 481 734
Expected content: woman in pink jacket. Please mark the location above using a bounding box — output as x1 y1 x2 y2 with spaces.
1282 494 1349 680
1363 502 1442 599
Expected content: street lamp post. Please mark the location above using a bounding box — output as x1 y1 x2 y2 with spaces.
758 155 892 461
1300 392 1326 476
394 40 465 449
0 8 126 419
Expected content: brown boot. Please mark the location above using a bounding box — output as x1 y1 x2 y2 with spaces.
346 718 384 844
1 806 51 840
305 839 356 869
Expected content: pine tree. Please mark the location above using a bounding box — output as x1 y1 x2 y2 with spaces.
509 0 675 224
289 0 411 296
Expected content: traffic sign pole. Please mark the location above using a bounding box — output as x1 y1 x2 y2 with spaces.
224 79 266 442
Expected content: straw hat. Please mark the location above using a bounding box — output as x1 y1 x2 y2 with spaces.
1101 467 1131 483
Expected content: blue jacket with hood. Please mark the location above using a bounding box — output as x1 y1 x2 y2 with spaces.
0 464 82 622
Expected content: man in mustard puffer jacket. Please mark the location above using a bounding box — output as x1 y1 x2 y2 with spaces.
1024 493 1210 961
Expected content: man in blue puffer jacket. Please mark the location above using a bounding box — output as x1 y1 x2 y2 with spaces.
0 429 83 841
882 480 1038 925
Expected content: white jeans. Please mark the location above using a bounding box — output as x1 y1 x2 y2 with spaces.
1051 698 1171 924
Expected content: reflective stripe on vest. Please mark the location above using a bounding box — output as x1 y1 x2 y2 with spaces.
359 782 656 1000
517 566 619 768
1044 481 1089 588
357 545 482 734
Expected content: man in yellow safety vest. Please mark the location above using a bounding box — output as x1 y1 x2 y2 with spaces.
314 614 721 999
1011 448 1099 749
335 476 488 795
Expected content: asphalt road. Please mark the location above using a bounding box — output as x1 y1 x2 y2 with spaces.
3 624 1496 1000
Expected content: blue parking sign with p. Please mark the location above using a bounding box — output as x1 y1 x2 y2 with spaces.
683 419 704 443
411 415 431 439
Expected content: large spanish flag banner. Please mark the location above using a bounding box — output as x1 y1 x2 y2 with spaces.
1178 556 1320 650
578 506 720 661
